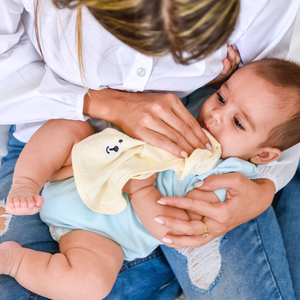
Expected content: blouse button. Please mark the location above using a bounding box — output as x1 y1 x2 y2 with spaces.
137 68 146 77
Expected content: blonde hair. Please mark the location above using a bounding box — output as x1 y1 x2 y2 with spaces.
35 0 239 80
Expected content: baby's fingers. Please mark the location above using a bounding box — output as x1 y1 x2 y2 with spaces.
227 45 241 66
220 58 231 75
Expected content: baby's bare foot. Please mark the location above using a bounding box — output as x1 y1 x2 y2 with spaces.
6 179 44 215
0 241 22 276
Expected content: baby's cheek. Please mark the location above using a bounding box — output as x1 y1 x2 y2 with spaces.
219 140 236 159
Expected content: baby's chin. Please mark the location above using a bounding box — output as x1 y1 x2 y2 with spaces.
220 152 228 160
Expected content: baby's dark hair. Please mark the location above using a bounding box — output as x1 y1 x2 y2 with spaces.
251 58 300 152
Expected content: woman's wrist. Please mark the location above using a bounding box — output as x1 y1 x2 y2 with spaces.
252 178 276 209
83 88 125 123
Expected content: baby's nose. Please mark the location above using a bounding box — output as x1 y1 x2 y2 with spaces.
210 109 222 124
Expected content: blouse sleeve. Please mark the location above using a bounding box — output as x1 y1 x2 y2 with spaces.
0 0 87 125
250 143 300 192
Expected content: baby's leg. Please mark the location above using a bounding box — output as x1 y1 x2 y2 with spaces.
0 230 124 300
6 120 94 215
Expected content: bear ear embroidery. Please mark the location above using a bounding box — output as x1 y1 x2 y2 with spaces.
105 139 123 158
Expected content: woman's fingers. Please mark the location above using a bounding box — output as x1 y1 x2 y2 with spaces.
197 174 275 220
137 128 191 158
158 216 207 236
162 232 216 248
158 216 221 248
146 120 196 156
156 202 228 234
86 88 209 157
170 101 211 150
227 45 241 67
220 45 241 76
204 45 241 88
156 173 276 249
147 95 211 152
158 196 223 221
196 172 247 193
220 58 231 75
118 92 211 157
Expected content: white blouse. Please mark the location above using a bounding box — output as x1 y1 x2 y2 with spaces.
1 0 300 191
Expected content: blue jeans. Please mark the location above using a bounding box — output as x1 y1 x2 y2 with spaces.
276 163 300 300
0 126 298 299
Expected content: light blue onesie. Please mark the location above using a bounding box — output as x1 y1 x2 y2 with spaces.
40 157 258 261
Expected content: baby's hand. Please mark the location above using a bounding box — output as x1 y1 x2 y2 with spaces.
123 174 157 195
6 182 44 215
207 45 241 88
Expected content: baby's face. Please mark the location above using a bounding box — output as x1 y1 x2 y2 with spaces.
198 66 280 160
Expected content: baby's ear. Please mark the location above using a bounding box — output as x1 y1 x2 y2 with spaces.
250 147 281 165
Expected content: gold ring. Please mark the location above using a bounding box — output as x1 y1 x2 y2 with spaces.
201 220 208 237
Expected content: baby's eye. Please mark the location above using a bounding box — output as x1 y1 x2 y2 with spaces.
234 117 244 130
216 92 225 104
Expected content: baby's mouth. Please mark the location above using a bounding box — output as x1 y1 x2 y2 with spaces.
201 122 210 133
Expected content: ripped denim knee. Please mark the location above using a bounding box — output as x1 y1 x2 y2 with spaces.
0 199 12 236
176 236 227 292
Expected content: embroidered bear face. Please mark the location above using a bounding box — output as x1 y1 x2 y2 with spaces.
105 139 123 158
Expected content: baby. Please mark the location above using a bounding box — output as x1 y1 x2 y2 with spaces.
1 58 300 300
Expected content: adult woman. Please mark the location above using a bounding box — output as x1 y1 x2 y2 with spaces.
0 0 300 299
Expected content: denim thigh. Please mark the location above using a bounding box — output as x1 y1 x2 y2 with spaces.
162 206 295 300
105 247 182 300
276 161 300 299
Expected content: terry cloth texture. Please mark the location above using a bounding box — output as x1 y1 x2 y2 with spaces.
72 128 221 214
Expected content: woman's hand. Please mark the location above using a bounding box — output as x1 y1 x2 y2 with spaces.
155 173 275 248
206 45 241 88
83 89 211 158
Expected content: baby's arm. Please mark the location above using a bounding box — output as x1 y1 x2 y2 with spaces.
184 188 220 220
6 119 94 215
126 177 202 243
127 178 219 244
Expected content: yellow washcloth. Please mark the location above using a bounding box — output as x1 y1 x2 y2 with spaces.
72 128 221 214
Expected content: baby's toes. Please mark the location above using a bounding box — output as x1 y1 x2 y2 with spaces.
5 197 21 214
6 197 15 209
13 197 21 208
26 196 36 208
33 195 44 207
20 197 29 208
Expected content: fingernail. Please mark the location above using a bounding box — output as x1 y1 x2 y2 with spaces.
206 143 212 151
157 200 167 205
162 237 173 244
181 151 188 158
194 180 204 188
154 217 164 225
